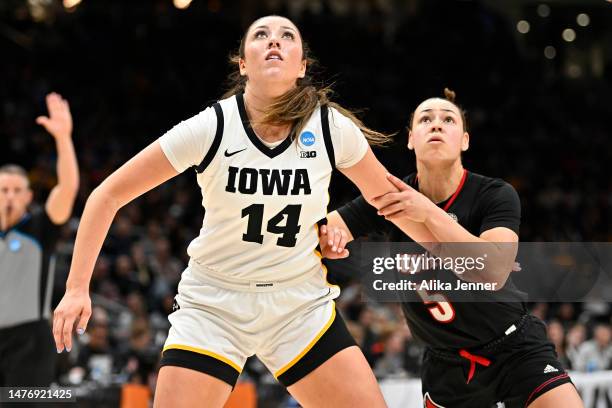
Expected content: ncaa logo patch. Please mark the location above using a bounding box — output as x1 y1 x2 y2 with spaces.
9 239 21 252
299 131 316 147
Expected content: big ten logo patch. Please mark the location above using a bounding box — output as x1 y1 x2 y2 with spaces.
300 151 317 158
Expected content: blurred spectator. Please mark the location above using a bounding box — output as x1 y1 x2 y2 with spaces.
530 303 549 321
547 320 570 369
374 329 408 378
71 307 116 385
113 254 141 296
117 318 158 386
358 306 384 367
130 242 154 295
402 324 424 377
149 237 182 306
566 323 587 369
573 324 612 372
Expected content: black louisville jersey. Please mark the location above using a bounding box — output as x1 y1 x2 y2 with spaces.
338 170 528 350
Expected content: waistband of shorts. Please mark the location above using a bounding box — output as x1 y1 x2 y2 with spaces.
426 314 531 362
187 259 321 292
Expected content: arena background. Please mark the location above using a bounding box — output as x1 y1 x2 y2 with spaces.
1 0 611 406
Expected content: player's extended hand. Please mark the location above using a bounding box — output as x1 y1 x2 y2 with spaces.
372 173 435 223
36 92 73 140
52 289 91 353
319 224 350 259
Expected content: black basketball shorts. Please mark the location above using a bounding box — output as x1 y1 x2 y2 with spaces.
421 315 574 408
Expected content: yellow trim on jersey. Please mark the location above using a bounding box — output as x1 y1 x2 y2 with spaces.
163 344 242 373
274 304 337 378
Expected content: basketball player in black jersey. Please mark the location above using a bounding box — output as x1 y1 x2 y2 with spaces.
320 89 583 407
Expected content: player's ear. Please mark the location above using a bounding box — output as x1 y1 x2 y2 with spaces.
461 132 469 151
239 58 247 76
407 130 414 150
298 58 306 78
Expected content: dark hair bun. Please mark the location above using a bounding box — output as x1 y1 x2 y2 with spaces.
443 87 456 102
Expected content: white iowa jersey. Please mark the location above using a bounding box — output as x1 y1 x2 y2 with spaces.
159 93 368 283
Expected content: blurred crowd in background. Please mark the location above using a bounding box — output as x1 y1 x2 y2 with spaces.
2 0 612 405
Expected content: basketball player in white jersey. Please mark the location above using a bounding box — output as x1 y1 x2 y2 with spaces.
52 15 430 407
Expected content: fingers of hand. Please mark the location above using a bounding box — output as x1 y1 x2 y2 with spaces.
371 194 392 208
332 227 347 253
53 305 86 353
327 227 337 247
386 173 412 191
385 212 405 221
53 311 67 352
378 202 404 217
35 116 49 127
47 93 64 113
373 192 407 209
326 248 349 259
62 317 75 353
76 305 91 336
46 93 70 121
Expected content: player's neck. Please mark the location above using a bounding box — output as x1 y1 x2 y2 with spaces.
416 160 465 204
243 84 293 143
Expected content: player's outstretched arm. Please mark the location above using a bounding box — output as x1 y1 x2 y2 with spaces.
37 92 80 224
375 174 518 287
53 140 178 353
339 147 437 245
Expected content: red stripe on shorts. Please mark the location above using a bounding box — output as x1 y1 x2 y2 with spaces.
524 373 569 407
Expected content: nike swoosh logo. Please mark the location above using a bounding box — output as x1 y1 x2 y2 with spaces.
224 148 247 157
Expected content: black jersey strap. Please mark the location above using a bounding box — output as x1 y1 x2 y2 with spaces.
320 104 335 170
317 105 335 245
193 102 224 174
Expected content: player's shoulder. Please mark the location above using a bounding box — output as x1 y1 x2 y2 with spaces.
190 94 237 126
327 105 355 130
468 172 520 206
217 94 236 109
469 172 516 194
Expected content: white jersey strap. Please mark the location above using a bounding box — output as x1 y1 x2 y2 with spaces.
193 102 224 174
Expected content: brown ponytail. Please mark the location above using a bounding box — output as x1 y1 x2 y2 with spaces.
221 16 393 146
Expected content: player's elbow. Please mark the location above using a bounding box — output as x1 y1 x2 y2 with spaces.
90 183 122 213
